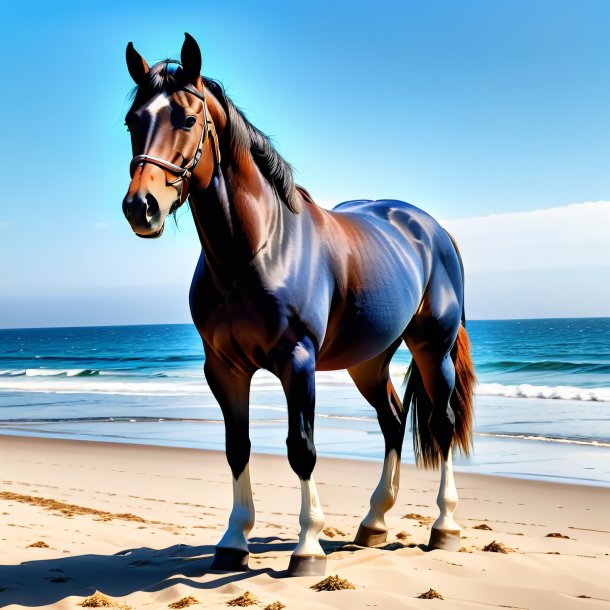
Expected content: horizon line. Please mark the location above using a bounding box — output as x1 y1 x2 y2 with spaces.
2 315 609 332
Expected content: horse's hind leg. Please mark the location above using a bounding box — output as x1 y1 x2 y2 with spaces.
348 339 407 546
410 349 462 551
204 351 255 571
415 325 476 552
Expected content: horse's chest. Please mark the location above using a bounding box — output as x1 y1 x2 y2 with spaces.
191 282 285 365
207 306 271 351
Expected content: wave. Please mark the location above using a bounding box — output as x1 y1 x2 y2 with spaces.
475 432 610 448
0 378 212 396
0 369 100 378
477 382 610 402
0 354 203 364
477 360 610 374
1 367 609 403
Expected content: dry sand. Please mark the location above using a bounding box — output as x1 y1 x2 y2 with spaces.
0 435 609 609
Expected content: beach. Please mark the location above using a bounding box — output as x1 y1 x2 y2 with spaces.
1 320 609 607
1 435 609 609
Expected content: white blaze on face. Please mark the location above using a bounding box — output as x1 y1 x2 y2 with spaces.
142 94 171 151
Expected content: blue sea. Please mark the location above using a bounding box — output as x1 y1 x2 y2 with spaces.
1 319 609 486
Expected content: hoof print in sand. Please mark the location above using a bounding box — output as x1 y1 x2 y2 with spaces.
27 540 49 548
380 541 406 551
473 523 492 531
546 532 570 539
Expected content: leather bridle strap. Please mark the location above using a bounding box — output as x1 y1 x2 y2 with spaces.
129 85 220 203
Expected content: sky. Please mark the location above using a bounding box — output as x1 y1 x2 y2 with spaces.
0 0 609 328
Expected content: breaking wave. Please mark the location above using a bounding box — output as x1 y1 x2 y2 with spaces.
477 382 610 403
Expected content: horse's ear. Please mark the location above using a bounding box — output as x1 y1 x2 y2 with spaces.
181 33 202 84
126 42 149 85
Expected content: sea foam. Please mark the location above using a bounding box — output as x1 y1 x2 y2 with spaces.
477 382 610 403
1 368 609 403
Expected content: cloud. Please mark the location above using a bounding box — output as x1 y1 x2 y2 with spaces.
95 222 111 229
442 201 610 273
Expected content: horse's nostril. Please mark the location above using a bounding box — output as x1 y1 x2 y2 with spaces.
145 194 159 220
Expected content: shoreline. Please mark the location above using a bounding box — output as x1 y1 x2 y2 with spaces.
0 432 606 491
2 407 610 488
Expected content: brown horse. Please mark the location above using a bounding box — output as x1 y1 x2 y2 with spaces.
122 33 475 576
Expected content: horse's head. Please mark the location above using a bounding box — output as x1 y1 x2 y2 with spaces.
122 34 219 238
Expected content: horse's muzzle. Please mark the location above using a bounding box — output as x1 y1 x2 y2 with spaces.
122 192 167 238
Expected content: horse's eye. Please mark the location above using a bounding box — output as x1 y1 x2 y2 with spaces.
185 115 197 128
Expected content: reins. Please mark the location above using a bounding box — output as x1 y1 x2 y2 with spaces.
129 84 220 205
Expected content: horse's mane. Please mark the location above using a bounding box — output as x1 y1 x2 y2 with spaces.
125 60 299 213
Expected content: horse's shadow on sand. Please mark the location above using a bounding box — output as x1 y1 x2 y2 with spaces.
0 536 416 607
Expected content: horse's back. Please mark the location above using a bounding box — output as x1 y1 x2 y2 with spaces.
332 198 441 236
329 198 454 279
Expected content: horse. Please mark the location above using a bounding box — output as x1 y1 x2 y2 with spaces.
121 33 476 577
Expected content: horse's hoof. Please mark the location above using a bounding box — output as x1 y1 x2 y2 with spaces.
210 547 249 571
354 524 388 547
428 527 461 551
287 554 327 577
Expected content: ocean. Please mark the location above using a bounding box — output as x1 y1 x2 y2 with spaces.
1 319 609 486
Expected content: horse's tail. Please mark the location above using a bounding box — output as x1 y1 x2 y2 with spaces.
448 324 476 458
403 236 476 469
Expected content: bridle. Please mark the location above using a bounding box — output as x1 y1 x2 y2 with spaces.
129 84 220 206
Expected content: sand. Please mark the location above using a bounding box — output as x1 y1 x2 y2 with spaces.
0 435 609 609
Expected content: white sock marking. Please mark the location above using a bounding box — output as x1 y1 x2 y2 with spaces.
293 476 325 556
217 464 255 551
432 447 460 532
361 448 400 531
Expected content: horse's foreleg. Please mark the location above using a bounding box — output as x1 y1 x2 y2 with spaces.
279 337 326 577
204 353 255 571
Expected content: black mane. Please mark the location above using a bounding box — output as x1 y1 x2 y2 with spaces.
125 60 299 213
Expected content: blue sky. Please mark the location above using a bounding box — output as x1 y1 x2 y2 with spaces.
0 0 609 328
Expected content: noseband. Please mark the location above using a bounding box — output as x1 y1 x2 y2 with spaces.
129 85 220 205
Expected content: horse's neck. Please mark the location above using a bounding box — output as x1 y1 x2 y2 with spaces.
189 161 281 283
